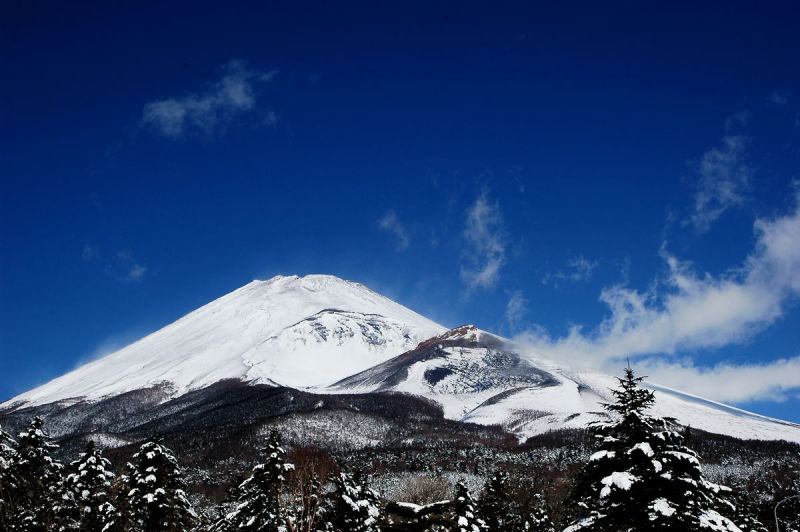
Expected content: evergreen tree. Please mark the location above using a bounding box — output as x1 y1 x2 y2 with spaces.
120 438 196 532
66 440 116 531
565 367 742 531
8 416 77 531
6 416 76 531
0 424 16 478
213 429 295 531
728 490 768 532
478 471 509 530
0 424 19 529
450 481 485 532
476 476 554 532
323 469 381 532
523 493 554 532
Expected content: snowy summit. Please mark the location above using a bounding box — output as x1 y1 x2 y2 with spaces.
2 275 443 407
3 274 800 444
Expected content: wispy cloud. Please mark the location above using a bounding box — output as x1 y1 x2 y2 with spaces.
141 60 277 139
637 357 800 403
81 244 148 283
505 291 528 332
767 89 792 106
378 210 410 250
542 255 598 286
126 264 147 282
82 243 100 262
460 191 506 290
518 192 800 403
685 135 751 233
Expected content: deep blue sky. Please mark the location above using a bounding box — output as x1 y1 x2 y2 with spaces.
2 2 800 422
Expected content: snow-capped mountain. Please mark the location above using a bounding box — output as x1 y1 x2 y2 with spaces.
1 275 444 408
3 274 799 444
330 325 559 419
330 325 800 443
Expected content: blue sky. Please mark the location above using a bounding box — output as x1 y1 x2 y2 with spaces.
2 2 800 422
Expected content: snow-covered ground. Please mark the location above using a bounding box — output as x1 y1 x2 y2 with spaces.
464 362 800 443
327 326 800 443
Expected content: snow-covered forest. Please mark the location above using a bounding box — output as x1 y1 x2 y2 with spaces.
1 368 798 531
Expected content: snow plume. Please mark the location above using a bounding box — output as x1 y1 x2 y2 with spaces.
142 60 277 139
517 194 800 403
378 210 410 250
460 191 506 289
504 290 528 332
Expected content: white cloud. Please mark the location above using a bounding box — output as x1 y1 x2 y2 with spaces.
686 135 751 232
767 89 791 106
505 291 528 332
460 191 506 289
543 255 598 286
142 60 277 139
126 264 147 282
517 194 800 403
638 357 800 403
378 210 410 250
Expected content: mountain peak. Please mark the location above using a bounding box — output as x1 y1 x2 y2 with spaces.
254 273 356 286
4 275 800 444
2 275 445 409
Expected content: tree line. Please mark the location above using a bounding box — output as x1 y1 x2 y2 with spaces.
0 368 771 531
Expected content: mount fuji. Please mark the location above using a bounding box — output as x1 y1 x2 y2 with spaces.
2 275 443 408
2 274 799 445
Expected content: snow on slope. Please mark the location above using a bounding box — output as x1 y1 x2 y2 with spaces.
2 275 445 408
330 325 800 443
4 276 799 444
329 325 558 419
465 365 800 443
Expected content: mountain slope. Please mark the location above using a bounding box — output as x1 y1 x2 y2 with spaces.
3 275 798 445
2 275 444 409
330 325 800 443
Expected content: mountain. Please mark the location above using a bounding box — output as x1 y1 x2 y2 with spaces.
1 275 443 408
329 324 800 443
3 274 799 445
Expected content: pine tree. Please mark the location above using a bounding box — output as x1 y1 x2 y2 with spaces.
478 471 509 530
565 366 742 531
0 424 16 478
728 490 768 532
120 438 196 532
0 424 19 529
323 469 382 532
519 493 554 532
213 429 295 531
66 440 116 531
450 481 485 532
5 417 78 531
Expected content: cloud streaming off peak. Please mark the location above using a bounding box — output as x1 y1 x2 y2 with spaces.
378 210 410 251
460 191 506 290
